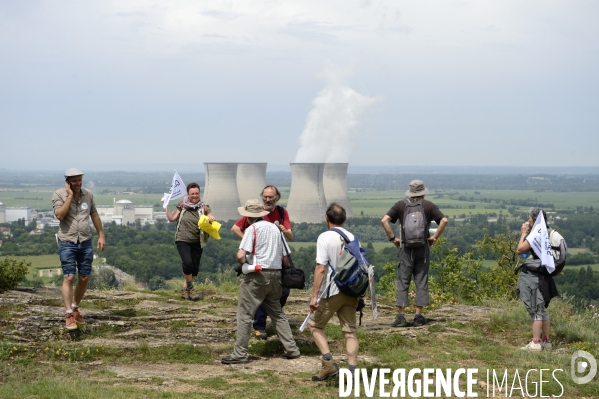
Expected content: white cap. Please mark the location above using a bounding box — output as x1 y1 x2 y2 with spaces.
64 168 84 178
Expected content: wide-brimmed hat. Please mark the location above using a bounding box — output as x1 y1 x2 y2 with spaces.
238 199 270 217
64 168 84 178
405 180 428 197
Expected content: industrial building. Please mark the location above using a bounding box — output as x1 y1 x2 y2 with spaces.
202 163 241 222
0 205 32 224
286 163 328 223
236 163 267 204
323 163 353 218
96 200 154 225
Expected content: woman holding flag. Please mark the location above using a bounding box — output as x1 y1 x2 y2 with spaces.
516 207 559 351
166 182 216 301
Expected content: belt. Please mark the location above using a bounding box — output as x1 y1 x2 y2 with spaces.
261 269 282 273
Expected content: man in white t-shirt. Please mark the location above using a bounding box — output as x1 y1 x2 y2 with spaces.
308 203 359 381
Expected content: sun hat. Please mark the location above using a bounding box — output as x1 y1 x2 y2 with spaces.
238 199 270 217
405 180 429 197
64 168 84 178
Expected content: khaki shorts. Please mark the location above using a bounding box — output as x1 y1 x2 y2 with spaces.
308 293 358 333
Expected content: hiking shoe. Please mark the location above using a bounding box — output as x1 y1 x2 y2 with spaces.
311 359 339 381
281 352 301 360
255 330 267 340
413 314 427 327
221 355 249 365
520 340 542 351
187 286 202 301
391 314 408 327
541 340 552 350
72 308 85 324
65 313 78 331
180 288 189 300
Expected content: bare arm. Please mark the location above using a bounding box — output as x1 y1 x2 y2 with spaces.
165 202 183 223
236 249 247 265
428 217 448 247
90 212 106 252
54 183 73 220
381 214 400 248
281 227 293 241
516 221 532 255
231 224 244 240
309 264 327 313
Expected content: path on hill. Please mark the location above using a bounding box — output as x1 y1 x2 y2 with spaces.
1 287 496 395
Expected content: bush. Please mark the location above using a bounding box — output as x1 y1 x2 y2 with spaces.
147 275 167 291
0 257 30 291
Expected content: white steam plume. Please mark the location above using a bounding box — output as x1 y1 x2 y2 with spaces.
294 63 382 163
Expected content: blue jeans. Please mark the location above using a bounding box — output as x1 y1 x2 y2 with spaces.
59 239 94 277
253 287 290 331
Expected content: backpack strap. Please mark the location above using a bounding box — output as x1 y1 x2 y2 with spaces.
330 227 350 243
277 205 285 223
251 225 257 255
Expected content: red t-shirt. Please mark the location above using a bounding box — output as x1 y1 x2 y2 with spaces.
234 205 292 232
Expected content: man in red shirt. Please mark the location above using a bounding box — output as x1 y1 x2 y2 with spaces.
232 185 293 340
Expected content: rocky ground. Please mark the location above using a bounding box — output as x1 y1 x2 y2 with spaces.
0 286 497 396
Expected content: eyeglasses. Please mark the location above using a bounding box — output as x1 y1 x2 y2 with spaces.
262 196 276 200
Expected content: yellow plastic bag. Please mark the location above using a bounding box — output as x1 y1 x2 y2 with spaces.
198 215 221 240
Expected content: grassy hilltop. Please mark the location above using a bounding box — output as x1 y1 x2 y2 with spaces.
1 284 598 399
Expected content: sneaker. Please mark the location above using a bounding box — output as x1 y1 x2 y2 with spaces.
311 359 339 381
281 352 301 360
520 340 542 351
65 313 78 331
541 339 552 350
413 314 427 327
255 330 267 340
187 286 202 301
391 314 408 327
221 355 249 364
72 308 85 324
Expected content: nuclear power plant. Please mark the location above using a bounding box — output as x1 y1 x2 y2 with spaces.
323 163 353 218
286 163 328 223
202 163 241 222
236 163 267 204
200 162 352 224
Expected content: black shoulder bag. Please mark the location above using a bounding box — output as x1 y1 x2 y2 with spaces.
280 233 305 289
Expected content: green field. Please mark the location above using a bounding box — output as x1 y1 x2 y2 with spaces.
2 187 598 215
0 254 102 280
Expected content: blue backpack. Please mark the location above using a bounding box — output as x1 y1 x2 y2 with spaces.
329 228 370 297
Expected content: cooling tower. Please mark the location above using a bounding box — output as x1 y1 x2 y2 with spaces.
323 163 353 218
202 163 241 222
236 163 267 204
287 163 328 223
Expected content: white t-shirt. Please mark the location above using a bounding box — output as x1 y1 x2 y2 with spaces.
316 227 355 298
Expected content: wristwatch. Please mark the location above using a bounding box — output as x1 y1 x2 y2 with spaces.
389 236 396 242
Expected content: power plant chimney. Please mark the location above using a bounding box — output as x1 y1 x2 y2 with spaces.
287 163 327 223
236 163 267 204
323 163 353 218
202 163 241 222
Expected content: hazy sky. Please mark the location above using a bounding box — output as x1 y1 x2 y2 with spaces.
1 1 598 171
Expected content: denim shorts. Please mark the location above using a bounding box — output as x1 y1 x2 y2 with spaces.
59 239 94 277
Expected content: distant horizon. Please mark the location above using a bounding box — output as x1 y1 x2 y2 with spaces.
2 164 599 175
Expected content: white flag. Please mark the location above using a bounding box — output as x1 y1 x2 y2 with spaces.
161 170 186 209
526 211 555 274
